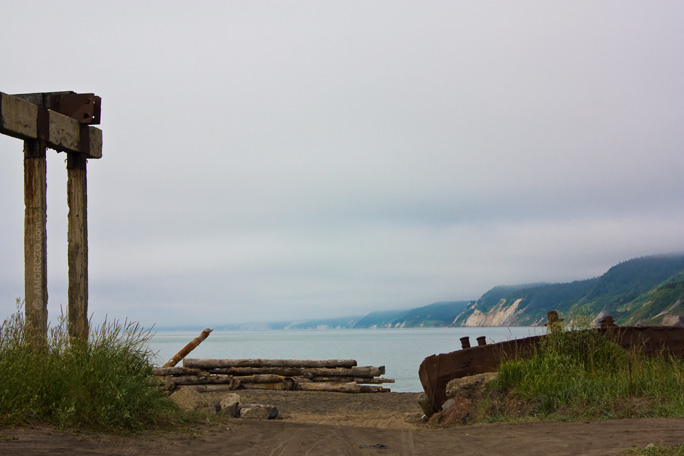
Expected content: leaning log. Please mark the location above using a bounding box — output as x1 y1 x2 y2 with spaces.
163 328 213 368
183 358 357 369
296 381 362 393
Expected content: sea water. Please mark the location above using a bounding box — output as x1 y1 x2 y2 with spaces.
149 327 544 393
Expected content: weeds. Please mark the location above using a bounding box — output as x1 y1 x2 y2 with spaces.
624 443 684 456
482 310 684 421
0 300 180 431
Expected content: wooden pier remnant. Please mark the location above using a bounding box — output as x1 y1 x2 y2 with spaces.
1 91 103 342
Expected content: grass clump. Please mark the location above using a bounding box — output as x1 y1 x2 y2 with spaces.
624 443 684 456
483 312 684 421
0 300 180 431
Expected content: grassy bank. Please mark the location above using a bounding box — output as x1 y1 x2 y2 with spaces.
480 320 684 421
0 301 180 431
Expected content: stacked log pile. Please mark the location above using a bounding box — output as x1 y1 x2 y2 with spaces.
152 358 394 393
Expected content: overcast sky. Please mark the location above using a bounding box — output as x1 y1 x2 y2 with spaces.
1 1 682 328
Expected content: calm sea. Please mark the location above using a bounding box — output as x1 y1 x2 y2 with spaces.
149 327 544 393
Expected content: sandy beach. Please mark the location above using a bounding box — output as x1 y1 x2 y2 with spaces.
2 391 684 455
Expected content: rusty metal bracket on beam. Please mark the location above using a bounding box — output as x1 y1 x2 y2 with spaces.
13 92 101 125
49 93 101 125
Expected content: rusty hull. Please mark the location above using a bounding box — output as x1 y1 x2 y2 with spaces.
418 325 684 414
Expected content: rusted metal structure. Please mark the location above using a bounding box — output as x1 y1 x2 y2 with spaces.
0 91 103 341
418 315 684 415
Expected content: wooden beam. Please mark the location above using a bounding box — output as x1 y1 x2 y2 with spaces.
67 153 89 340
0 92 102 158
24 139 48 343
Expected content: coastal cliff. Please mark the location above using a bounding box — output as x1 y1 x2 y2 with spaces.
451 253 684 327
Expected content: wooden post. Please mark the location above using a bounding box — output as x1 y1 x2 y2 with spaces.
67 152 89 340
24 139 48 342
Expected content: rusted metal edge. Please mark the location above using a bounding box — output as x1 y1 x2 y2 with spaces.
418 323 684 415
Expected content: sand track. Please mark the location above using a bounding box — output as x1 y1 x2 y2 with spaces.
2 392 683 455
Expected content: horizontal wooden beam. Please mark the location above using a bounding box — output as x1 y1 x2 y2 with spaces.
0 92 102 159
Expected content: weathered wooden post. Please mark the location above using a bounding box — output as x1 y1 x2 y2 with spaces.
23 138 48 340
67 150 89 339
1 91 102 343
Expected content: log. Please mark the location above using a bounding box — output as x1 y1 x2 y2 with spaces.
296 381 361 393
163 328 213 368
151 367 202 376
171 374 238 387
183 358 357 369
234 382 289 391
230 374 287 384
206 366 309 377
298 366 385 378
360 385 390 393
309 377 395 384
199 365 383 378
177 384 235 393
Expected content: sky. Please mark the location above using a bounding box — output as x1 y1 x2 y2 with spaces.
1 1 682 328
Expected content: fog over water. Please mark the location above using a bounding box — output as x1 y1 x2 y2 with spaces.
1 1 682 328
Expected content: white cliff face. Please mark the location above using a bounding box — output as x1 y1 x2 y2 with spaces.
462 298 525 327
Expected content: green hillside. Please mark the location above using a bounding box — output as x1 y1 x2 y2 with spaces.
453 253 684 326
616 270 684 326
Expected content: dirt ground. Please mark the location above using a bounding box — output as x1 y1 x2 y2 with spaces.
2 391 684 456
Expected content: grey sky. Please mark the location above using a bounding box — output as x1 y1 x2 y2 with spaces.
1 1 682 327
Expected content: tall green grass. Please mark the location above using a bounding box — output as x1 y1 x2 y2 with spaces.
0 300 178 431
487 317 684 420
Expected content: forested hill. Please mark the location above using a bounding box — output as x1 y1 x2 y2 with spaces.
451 253 684 327
210 253 684 331
266 301 471 330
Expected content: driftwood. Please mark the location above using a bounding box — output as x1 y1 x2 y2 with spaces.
309 376 395 384
207 366 306 376
163 328 213 368
154 357 393 393
201 366 384 378
151 367 202 376
184 358 357 369
172 374 237 387
234 381 293 391
296 381 361 393
177 384 235 393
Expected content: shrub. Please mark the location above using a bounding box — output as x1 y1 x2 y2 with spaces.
489 312 684 420
0 300 178 431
